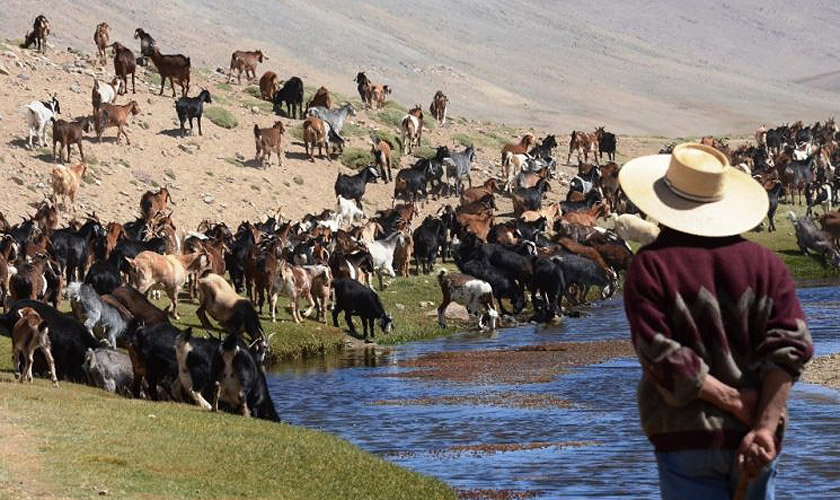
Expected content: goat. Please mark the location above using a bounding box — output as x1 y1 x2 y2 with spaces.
196 272 266 343
175 89 212 137
83 348 133 395
254 121 285 168
259 71 280 101
332 278 392 341
149 47 191 97
609 213 660 246
93 22 111 64
501 134 538 168
461 178 500 205
140 187 173 222
23 15 50 53
337 195 365 227
95 100 140 144
429 90 449 126
306 86 332 110
269 261 326 323
302 116 332 161
108 285 169 326
11 307 56 385
335 166 380 209
788 211 840 267
124 251 208 319
51 217 104 283
367 232 405 289
112 42 136 94
211 334 279 420
444 146 476 197
307 103 357 145
400 106 424 154
51 117 91 163
368 84 391 109
413 216 446 274
568 130 600 165
92 77 122 110
66 282 128 348
596 127 617 161
23 95 60 149
228 50 266 84
370 134 394 182
437 269 497 330
10 254 63 309
272 76 304 119
354 72 372 106
50 163 87 211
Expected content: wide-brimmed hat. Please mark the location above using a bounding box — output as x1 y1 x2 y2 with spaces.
618 143 768 237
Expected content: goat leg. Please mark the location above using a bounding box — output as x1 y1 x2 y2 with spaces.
211 381 221 412
41 344 58 387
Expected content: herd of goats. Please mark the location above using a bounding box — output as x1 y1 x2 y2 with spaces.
5 15 840 421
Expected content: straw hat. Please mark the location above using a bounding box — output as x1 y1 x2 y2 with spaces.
618 143 768 237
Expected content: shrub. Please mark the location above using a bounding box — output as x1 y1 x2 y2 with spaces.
205 107 238 129
340 147 372 170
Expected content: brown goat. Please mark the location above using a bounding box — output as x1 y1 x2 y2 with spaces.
254 121 285 168
501 134 537 166
10 253 63 308
368 84 391 109
393 228 414 277
306 86 332 109
303 116 330 161
259 71 280 101
401 106 424 154
149 47 191 97
50 163 87 211
93 22 110 64
52 118 91 163
461 178 501 205
140 187 173 222
457 211 494 241
370 135 393 182
95 100 140 144
0 236 14 311
12 307 56 385
429 90 449 126
111 42 136 94
228 50 266 84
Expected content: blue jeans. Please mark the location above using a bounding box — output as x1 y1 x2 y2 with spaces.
655 449 778 500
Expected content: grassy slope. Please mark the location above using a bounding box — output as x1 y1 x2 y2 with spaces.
0 359 454 500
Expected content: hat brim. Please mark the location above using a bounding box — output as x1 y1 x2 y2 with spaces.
618 154 769 237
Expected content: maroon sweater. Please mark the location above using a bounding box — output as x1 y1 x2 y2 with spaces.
624 229 812 452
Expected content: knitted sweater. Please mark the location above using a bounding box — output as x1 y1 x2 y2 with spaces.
624 229 812 452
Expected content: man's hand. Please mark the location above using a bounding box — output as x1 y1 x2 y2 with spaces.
731 388 759 426
699 376 758 426
737 428 777 477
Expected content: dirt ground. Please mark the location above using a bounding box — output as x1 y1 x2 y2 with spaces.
802 354 840 392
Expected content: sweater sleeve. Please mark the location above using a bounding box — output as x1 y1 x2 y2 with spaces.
757 258 813 379
625 254 709 407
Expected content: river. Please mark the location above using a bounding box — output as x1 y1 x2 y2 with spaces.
267 285 840 499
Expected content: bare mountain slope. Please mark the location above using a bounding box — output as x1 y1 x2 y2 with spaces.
7 0 840 135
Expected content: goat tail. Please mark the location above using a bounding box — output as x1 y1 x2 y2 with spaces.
253 123 261 139
437 268 448 284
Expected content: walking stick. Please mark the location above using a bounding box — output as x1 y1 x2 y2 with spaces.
733 473 750 500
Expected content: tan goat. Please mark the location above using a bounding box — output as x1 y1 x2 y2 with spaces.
125 251 208 319
50 163 87 212
12 307 57 386
95 100 140 144
254 121 285 168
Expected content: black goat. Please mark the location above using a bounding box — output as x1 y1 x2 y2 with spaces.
124 320 180 400
412 216 446 274
211 334 279 421
332 278 392 341
394 166 429 204
84 251 123 295
457 257 525 315
175 89 212 137
598 131 617 161
50 218 105 283
530 257 567 320
335 166 380 208
272 76 304 119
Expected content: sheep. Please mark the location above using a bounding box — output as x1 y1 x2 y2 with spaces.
228 50 266 84
52 117 91 163
254 121 285 168
175 89 212 137
93 22 110 64
259 71 280 101
92 77 122 110
50 163 87 211
23 95 61 149
95 100 140 144
111 42 136 95
609 213 660 246
11 307 57 385
149 47 191 97
437 269 498 331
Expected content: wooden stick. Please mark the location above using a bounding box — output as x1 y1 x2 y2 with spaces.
733 473 750 500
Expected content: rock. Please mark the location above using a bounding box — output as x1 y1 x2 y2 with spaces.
424 302 469 322
36 182 45 189
178 144 195 154
0 64 9 76
94 179 102 186
235 152 246 161
418 300 435 309
395 303 406 311
74 59 87 68
161 150 169 157
17 73 29 81
119 191 130 197
203 195 215 204
70 82 81 94
10 176 24 186
250 106 260 114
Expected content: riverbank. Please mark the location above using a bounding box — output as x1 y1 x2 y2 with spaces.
0 341 456 500
803 353 840 392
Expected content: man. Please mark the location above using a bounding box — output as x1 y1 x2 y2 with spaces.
619 143 813 500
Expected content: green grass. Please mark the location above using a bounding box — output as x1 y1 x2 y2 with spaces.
412 146 438 160
340 147 372 170
244 86 262 99
341 122 368 137
205 107 238 129
453 133 474 148
215 82 233 93
0 347 454 500
377 108 406 128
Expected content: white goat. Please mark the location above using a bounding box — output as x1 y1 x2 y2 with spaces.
367 231 404 290
336 195 365 227
22 96 60 149
92 77 122 108
609 213 660 246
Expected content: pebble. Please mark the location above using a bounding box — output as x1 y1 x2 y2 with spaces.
36 182 45 189
235 152 246 161
250 106 260 114
0 64 9 76
18 73 29 81
203 195 215 204
70 82 81 94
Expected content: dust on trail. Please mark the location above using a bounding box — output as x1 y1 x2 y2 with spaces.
382 340 635 384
